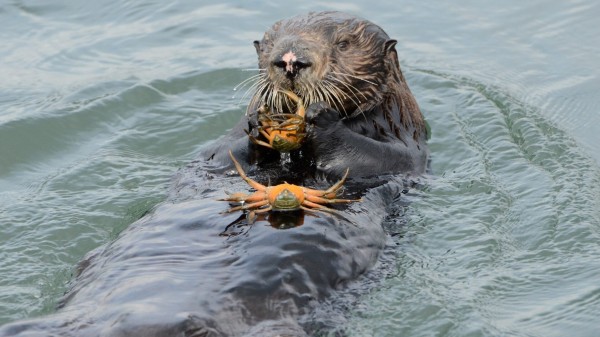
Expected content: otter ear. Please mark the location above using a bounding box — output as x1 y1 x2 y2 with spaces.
383 39 402 73
253 40 261 54
384 39 397 55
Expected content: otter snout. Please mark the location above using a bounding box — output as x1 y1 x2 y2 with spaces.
268 35 321 83
272 50 312 79
256 31 328 98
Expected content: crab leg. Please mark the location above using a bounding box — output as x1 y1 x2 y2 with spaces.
228 150 267 191
249 137 274 149
303 168 350 198
263 114 303 127
244 129 275 149
300 204 342 216
278 90 305 118
225 199 270 213
304 194 359 205
245 206 274 224
258 129 273 140
252 207 272 214
220 191 266 203
219 192 250 201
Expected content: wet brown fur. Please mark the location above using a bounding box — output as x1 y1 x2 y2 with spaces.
248 11 425 140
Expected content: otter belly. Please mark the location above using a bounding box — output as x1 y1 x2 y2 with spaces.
0 158 401 337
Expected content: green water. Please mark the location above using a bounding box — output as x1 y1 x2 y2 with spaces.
1 1 600 336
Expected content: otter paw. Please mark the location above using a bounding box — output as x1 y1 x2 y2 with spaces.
246 109 261 138
306 102 342 129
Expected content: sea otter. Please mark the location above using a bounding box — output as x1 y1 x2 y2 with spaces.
205 10 428 179
0 11 427 337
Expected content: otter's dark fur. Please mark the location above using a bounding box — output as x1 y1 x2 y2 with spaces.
0 12 427 337
206 11 428 179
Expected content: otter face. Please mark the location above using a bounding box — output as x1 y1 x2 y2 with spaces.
250 11 398 117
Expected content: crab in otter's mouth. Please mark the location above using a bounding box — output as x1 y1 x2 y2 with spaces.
219 150 360 223
246 90 307 152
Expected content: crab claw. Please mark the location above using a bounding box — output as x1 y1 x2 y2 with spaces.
277 89 305 117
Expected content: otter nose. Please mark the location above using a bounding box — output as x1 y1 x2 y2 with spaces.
272 51 312 78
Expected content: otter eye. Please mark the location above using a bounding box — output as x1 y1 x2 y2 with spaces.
337 40 349 51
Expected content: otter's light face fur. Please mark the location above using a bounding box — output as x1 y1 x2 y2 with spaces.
250 11 399 117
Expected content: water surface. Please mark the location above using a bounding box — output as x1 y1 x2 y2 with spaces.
1 1 599 336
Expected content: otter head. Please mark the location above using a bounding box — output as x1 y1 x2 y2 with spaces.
250 11 402 117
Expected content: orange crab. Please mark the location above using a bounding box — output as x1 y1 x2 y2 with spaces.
220 150 359 222
247 90 306 152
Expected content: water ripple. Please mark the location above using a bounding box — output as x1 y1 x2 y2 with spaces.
345 70 600 337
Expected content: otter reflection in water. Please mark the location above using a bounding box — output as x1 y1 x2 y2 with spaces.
0 11 428 337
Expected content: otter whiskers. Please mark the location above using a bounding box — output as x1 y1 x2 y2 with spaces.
233 70 267 108
329 71 377 86
240 68 376 120
326 75 369 117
